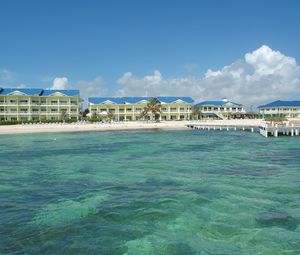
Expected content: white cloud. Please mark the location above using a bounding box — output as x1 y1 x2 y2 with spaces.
50 77 69 90
116 45 300 108
16 84 26 88
50 76 106 102
75 76 106 99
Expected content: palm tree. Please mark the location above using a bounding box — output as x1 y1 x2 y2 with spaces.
60 110 69 122
91 111 98 120
191 106 200 120
140 97 161 121
107 111 114 123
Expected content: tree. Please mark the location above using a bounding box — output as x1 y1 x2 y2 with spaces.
107 111 114 123
60 110 69 122
91 111 101 121
140 97 161 121
82 108 89 118
191 106 201 120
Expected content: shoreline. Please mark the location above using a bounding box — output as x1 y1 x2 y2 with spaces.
0 120 264 135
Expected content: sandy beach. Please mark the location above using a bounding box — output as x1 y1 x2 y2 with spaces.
0 119 264 135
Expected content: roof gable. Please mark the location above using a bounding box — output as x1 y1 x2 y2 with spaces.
88 96 194 105
0 88 43 96
195 100 242 107
42 90 79 96
8 90 28 96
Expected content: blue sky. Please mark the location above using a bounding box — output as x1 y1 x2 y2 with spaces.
1 0 300 106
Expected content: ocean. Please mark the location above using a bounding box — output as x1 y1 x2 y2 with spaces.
0 129 299 254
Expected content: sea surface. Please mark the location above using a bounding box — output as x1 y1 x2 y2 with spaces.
0 129 299 255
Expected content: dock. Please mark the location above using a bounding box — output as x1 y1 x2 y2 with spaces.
186 122 300 138
258 122 300 137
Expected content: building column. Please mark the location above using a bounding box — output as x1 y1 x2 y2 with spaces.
17 97 20 121
28 96 32 121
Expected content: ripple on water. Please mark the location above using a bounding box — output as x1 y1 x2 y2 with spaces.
1 130 300 255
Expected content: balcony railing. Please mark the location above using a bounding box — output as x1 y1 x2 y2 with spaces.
0 111 78 115
0 102 79 106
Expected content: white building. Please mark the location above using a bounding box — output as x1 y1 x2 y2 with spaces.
194 99 245 119
0 88 81 121
88 97 194 121
258 100 300 118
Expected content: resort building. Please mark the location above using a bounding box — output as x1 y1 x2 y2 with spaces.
88 97 194 121
0 88 81 121
258 100 300 118
194 98 246 119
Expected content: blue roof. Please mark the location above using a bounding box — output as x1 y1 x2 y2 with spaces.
88 97 194 105
0 88 79 96
195 100 242 107
258 100 300 108
157 97 194 103
42 89 79 96
0 88 43 96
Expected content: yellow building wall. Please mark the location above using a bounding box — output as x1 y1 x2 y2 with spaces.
89 102 192 121
0 95 80 121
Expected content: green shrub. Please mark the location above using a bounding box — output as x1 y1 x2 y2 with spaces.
0 119 79 125
264 115 287 122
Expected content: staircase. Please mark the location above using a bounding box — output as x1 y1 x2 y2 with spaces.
215 112 226 120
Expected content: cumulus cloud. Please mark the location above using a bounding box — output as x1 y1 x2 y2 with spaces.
116 45 300 108
49 76 106 102
50 77 69 90
16 84 27 88
75 76 106 99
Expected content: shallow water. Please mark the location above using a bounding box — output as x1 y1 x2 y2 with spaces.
0 129 299 255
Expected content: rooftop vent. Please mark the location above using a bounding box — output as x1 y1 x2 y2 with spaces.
222 98 228 102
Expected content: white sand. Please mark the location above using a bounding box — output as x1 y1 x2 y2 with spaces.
0 119 264 135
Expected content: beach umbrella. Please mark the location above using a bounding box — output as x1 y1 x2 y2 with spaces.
100 111 108 116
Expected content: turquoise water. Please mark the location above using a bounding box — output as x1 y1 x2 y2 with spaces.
0 129 300 255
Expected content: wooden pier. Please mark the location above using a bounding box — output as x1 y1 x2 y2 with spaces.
186 122 300 138
258 123 300 137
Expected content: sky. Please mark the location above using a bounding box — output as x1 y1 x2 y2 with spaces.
0 0 300 108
